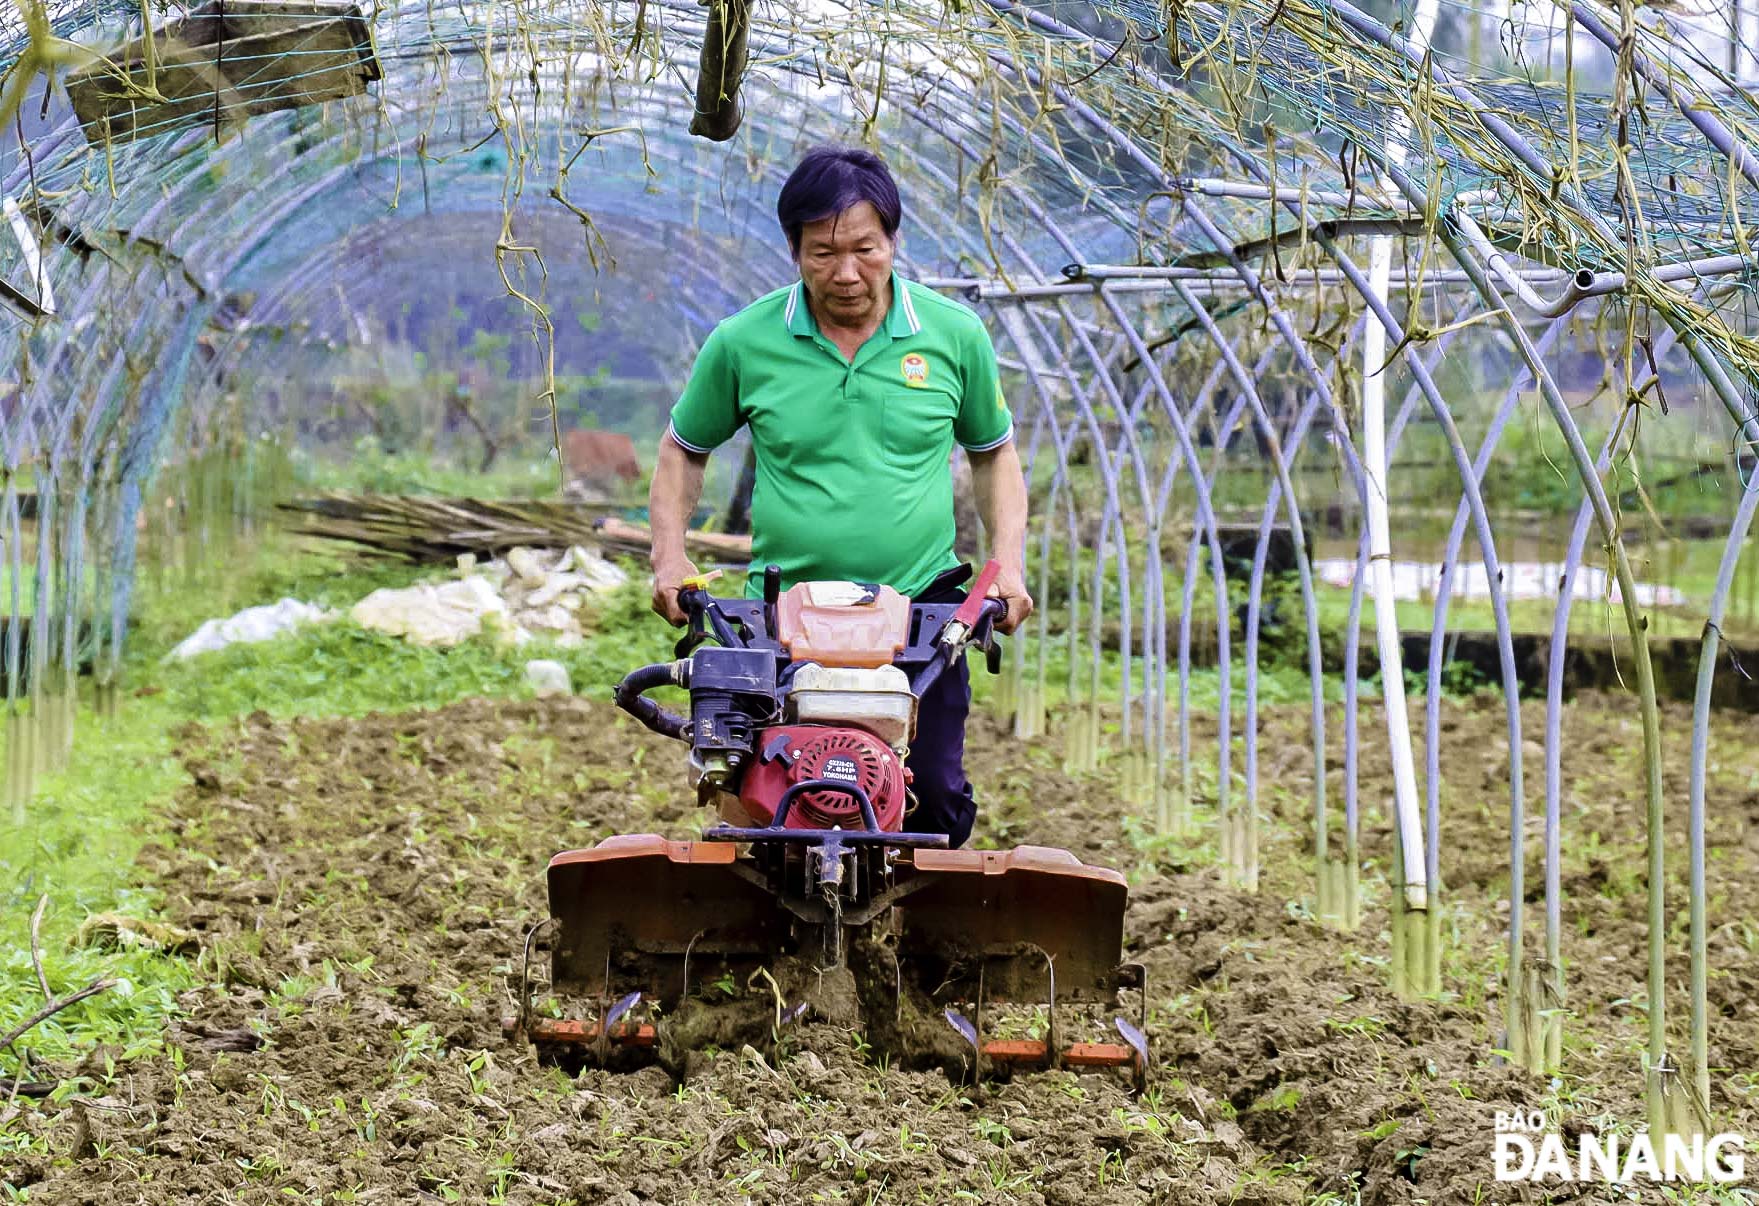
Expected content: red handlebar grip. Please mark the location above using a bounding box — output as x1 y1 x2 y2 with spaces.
951 560 1003 629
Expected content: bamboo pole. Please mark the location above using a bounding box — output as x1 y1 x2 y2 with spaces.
1359 0 1442 925
4 478 24 825
281 494 753 564
28 480 52 786
1390 828 1409 999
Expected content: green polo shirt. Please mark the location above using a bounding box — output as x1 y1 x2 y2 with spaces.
668 271 1013 598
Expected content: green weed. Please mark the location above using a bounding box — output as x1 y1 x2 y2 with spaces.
1325 1014 1389 1039
1361 1117 1401 1142
973 1116 1014 1146
1251 1084 1303 1113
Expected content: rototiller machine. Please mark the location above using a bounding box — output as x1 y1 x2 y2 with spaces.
506 561 1147 1087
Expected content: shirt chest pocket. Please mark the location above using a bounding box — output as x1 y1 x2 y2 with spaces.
879 386 959 472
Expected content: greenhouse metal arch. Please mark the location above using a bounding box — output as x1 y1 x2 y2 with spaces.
3 0 1759 1140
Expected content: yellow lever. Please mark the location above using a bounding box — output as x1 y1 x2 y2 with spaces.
680 569 724 591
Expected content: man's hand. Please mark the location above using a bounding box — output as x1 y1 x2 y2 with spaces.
988 562 1034 635
651 556 701 626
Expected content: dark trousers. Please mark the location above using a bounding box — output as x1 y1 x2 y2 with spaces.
906 654 976 848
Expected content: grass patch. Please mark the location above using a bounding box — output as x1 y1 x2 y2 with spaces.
152 605 671 720
2 693 196 1071
4 541 673 1078
287 440 573 500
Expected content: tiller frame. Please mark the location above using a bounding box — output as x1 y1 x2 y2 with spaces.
506 562 1149 1089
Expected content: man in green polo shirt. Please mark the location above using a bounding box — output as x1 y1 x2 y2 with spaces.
647 144 1032 849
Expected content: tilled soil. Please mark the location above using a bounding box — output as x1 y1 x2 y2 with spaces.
6 690 1759 1204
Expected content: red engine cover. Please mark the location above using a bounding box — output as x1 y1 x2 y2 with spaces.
737 725 908 831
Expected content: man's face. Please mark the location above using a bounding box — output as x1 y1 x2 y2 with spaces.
794 202 895 329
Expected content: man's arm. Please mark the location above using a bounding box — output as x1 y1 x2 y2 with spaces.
967 439 1034 634
649 433 711 625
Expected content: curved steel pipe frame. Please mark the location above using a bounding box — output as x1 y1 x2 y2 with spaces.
5 0 1759 1117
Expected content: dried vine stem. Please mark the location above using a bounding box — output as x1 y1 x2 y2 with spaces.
28 893 49 1002
0 978 116 1053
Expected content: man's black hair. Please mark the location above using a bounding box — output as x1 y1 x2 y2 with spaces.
776 145 902 254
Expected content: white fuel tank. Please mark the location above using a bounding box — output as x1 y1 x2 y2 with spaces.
786 663 918 749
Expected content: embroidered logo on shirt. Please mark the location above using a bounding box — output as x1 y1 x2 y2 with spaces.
900 353 930 388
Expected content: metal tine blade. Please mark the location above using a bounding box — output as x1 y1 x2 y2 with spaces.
604 990 642 1033
1115 1016 1150 1094
516 915 556 1040
944 1008 980 1083
1114 1015 1149 1061
1036 946 1058 1071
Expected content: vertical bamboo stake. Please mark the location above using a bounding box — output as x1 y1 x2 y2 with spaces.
1524 964 1545 1074
1064 492 1079 745
59 683 73 768
19 689 34 814
89 515 112 723
1177 536 1202 839
1425 883 1443 995
994 628 1018 719
40 479 63 772
4 478 24 825
1543 961 1564 1074
28 480 52 786
3 711 16 826
1151 529 1172 836
1344 855 1361 934
1407 879 1429 997
1389 827 1409 999
1244 782 1259 892
1686 480 1759 1115
1069 522 1104 774
1507 960 1528 1068
1343 542 1366 933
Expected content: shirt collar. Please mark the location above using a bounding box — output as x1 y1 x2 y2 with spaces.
783 281 812 336
782 271 923 340
887 271 923 338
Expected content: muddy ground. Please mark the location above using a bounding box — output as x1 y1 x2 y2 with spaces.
7 688 1759 1204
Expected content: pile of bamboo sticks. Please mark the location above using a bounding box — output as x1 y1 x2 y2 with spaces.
277 492 752 563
